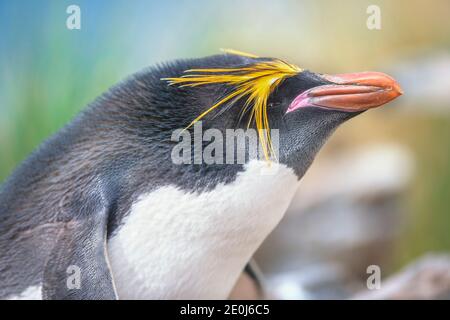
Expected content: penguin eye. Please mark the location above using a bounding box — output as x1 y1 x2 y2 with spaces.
268 102 281 108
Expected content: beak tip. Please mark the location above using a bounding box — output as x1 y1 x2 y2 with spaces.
397 85 404 96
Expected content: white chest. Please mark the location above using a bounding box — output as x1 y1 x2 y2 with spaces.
107 161 299 299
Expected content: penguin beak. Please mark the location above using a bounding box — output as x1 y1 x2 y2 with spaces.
287 72 403 113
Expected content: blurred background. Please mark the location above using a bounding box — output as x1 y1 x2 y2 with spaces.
1 0 449 298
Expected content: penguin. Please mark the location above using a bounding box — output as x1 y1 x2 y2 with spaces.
0 51 402 300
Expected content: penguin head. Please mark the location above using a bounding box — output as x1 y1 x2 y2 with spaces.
154 52 402 178
260 68 403 176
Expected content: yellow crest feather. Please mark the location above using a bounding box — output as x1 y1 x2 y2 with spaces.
163 52 302 161
220 48 260 58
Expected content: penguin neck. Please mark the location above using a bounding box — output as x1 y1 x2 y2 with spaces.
107 160 299 299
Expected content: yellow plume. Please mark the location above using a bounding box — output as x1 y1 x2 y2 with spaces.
220 48 260 58
163 52 302 161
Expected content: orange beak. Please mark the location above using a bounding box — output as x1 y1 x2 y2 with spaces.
287 71 403 113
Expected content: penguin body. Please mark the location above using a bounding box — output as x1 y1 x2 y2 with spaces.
0 53 401 299
108 160 298 299
7 161 297 300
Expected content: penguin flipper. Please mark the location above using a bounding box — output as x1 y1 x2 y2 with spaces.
42 207 118 300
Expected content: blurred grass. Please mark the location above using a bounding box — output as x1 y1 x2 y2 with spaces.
326 111 450 268
400 116 450 262
1 0 449 270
